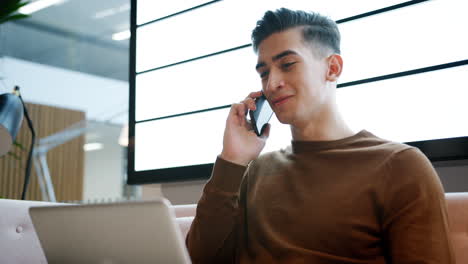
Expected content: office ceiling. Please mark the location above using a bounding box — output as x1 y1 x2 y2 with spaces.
1 0 130 81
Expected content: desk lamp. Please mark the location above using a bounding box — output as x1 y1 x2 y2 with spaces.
0 89 23 156
0 86 35 200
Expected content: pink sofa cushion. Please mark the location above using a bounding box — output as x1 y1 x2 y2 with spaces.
446 192 468 264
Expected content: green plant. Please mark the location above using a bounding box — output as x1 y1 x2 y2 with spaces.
8 140 26 161
0 0 30 24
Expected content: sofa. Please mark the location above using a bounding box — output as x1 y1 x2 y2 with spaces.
1 193 467 263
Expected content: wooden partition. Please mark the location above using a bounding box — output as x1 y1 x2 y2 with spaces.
0 102 85 201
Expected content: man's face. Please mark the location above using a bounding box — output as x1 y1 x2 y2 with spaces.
256 27 333 126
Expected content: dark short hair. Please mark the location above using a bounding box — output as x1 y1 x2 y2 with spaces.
251 8 341 58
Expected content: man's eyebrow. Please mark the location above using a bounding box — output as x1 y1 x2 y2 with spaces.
272 50 298 62
255 50 298 70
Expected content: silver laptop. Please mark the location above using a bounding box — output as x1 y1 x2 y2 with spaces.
29 198 191 264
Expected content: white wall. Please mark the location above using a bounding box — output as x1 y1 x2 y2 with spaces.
1 56 129 200
1 56 128 124
83 122 125 201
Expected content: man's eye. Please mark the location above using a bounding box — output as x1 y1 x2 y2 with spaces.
260 71 269 78
282 62 296 69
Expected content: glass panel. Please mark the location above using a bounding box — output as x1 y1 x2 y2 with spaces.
137 0 467 83
135 108 229 171
136 0 468 122
135 47 258 121
136 0 253 72
339 0 468 83
337 65 468 143
135 0 413 72
134 107 292 171
137 0 407 27
260 0 406 21
135 65 468 172
137 0 212 25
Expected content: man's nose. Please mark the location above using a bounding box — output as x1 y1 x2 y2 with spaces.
265 71 285 93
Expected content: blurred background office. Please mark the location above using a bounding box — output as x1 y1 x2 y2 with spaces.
1 0 467 204
0 0 132 202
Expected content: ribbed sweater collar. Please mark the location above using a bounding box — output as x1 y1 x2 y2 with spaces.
291 130 372 154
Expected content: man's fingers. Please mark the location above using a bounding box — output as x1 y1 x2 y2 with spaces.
227 91 264 128
228 103 247 125
232 103 246 117
247 91 263 99
242 91 263 111
242 97 256 112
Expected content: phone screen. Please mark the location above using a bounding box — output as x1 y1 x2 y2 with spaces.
249 95 274 136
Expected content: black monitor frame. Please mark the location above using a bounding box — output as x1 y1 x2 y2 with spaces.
127 0 468 185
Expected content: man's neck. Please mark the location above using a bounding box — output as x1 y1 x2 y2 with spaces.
290 104 355 142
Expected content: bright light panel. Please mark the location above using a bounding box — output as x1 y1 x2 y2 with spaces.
135 64 468 171
137 0 468 82
337 65 468 143
94 3 130 20
255 0 406 22
83 142 104 152
135 0 406 72
136 1 254 72
135 47 258 121
135 107 292 171
137 0 211 25
136 0 468 123
19 0 67 15
135 108 229 171
112 30 131 41
136 0 407 27
339 0 468 83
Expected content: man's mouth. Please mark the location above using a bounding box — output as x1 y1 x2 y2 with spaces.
273 95 293 106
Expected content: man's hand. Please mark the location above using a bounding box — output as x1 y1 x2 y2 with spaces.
220 91 271 166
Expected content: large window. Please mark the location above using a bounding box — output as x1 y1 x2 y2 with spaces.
129 0 468 184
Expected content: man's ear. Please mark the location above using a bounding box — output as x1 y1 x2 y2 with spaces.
326 54 343 82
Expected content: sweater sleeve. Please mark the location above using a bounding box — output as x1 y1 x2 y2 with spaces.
186 156 249 264
382 147 455 264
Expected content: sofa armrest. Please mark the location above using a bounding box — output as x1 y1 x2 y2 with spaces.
446 192 468 264
0 199 61 264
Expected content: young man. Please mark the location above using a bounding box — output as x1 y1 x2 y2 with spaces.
186 8 454 264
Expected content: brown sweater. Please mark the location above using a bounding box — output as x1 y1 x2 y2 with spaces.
186 130 455 264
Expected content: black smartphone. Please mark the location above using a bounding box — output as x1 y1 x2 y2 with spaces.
249 94 274 136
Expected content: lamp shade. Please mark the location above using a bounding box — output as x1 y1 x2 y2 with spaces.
0 93 24 156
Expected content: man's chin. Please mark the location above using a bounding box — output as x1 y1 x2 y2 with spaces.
275 114 293 125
